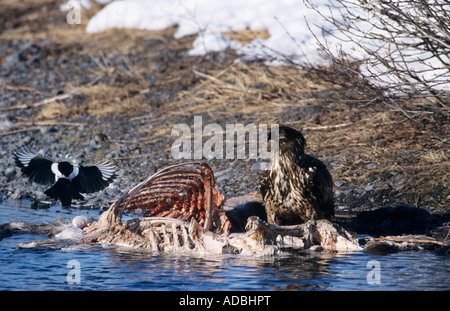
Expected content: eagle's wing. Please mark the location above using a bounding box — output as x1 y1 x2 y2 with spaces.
310 160 335 219
71 161 116 193
259 169 270 200
13 146 55 185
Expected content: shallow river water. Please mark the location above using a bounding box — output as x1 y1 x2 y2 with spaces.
0 199 448 291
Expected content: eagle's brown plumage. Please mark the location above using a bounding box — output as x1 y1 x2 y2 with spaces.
260 126 334 225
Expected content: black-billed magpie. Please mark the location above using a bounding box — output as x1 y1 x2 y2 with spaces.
13 145 117 207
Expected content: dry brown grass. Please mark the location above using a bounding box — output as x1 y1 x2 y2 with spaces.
169 61 331 124
222 29 271 45
38 102 71 119
79 83 144 117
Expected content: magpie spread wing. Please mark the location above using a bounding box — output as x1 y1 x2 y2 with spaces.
72 161 116 193
13 146 55 185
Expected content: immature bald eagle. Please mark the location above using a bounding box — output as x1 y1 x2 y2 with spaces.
260 126 334 225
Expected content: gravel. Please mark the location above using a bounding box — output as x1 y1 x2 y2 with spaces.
0 37 259 208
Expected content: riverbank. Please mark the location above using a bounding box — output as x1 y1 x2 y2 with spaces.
1 1 448 217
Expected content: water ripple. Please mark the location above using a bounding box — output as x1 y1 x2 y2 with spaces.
0 199 449 290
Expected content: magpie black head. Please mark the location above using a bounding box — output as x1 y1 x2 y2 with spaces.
58 162 75 177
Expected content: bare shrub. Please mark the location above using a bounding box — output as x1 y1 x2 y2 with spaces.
303 0 449 143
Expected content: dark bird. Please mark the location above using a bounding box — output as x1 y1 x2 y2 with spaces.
13 145 117 207
259 126 334 225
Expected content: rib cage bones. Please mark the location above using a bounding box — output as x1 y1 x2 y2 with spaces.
112 161 227 233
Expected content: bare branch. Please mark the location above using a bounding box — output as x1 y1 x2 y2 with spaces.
302 0 449 143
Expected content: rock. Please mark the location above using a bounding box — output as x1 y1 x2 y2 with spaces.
364 241 400 255
366 163 377 169
10 188 22 200
72 215 95 229
251 162 269 171
2 42 41 70
334 180 345 188
2 52 21 69
374 140 384 146
0 228 13 241
89 139 99 149
31 199 51 209
54 226 85 239
215 173 232 183
116 168 126 177
4 167 15 181
364 185 374 191
105 185 121 197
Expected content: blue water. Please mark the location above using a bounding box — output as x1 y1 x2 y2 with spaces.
0 199 449 291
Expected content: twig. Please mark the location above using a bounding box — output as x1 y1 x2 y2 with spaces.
386 97 448 144
290 118 408 131
110 153 156 161
0 127 41 137
0 82 45 95
5 93 69 111
14 121 84 127
5 76 102 111
0 121 83 137
300 122 353 130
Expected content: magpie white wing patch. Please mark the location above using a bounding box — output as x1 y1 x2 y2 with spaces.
13 145 56 185
13 146 37 167
95 161 117 181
